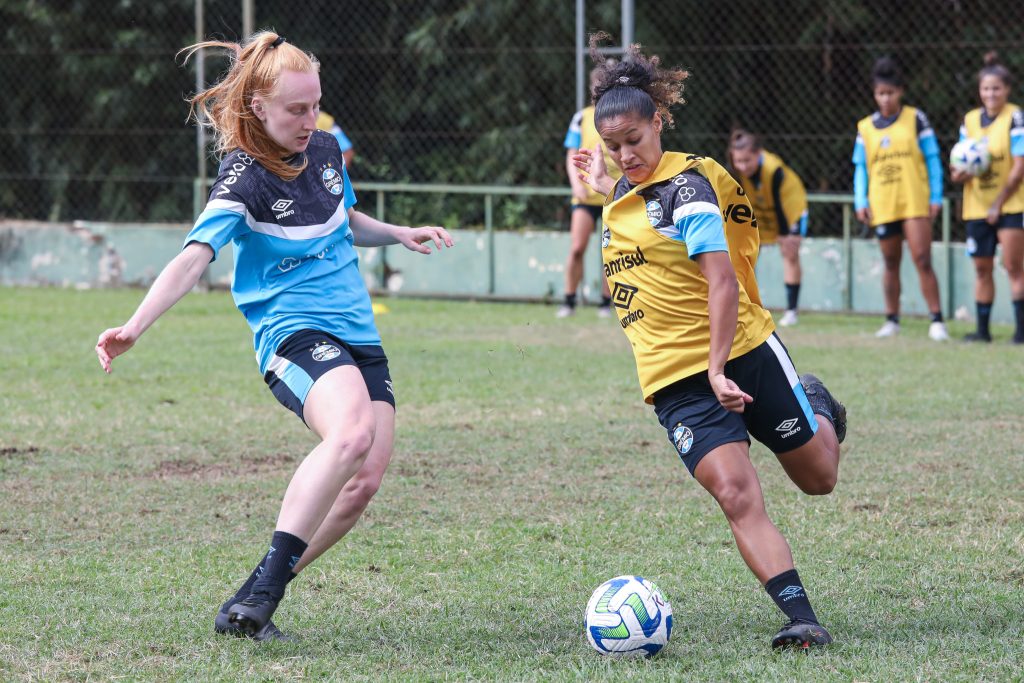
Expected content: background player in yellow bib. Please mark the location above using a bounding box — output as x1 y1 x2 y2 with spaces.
572 32 847 651
728 129 808 327
316 110 355 168
853 57 948 341
558 66 622 318
950 53 1024 344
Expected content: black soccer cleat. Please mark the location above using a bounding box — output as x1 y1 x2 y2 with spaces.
963 331 992 343
799 373 847 444
771 618 833 650
215 606 292 642
227 593 281 638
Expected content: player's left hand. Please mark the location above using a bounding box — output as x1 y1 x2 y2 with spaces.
985 205 1001 226
400 226 454 254
929 203 942 220
709 372 753 414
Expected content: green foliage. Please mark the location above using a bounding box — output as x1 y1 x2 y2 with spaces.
3 0 1023 231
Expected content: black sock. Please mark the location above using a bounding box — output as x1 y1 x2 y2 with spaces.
886 313 899 324
600 295 612 308
765 569 819 624
977 301 993 337
564 293 577 308
930 311 944 324
785 283 800 312
249 531 308 601
1013 299 1024 337
222 562 297 613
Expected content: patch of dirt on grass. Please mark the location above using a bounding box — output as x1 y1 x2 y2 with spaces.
147 452 295 480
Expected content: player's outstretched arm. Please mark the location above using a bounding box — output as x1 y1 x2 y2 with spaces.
572 144 616 197
95 241 213 374
347 209 454 254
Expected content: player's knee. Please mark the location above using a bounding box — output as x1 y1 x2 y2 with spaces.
322 425 375 469
337 472 383 515
913 252 933 272
711 478 761 520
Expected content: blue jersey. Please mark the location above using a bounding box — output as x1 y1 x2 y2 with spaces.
184 130 379 375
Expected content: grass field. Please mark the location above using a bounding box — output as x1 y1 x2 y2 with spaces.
1 287 1022 681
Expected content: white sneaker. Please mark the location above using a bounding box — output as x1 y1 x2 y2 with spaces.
928 321 950 341
875 320 900 338
779 310 799 327
597 305 613 319
555 305 576 319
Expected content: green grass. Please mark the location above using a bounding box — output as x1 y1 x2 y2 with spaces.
1 287 1022 681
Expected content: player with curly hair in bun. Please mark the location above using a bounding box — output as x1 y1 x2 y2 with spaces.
573 32 846 650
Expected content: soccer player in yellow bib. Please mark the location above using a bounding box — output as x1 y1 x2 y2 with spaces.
572 33 846 651
950 53 1024 344
853 57 948 341
558 66 622 318
728 129 808 327
316 110 355 167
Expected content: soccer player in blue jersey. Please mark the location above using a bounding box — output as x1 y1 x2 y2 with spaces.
95 32 453 640
853 57 948 341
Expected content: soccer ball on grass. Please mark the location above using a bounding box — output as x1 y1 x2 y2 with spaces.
584 575 673 657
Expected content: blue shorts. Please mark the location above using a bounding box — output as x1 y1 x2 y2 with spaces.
263 329 395 424
966 213 1024 258
652 334 818 476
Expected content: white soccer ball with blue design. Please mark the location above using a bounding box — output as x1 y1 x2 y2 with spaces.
949 138 991 177
584 575 673 657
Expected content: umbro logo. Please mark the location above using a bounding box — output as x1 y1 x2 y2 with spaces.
776 417 801 438
272 199 296 220
778 585 804 601
611 281 639 309
776 418 799 432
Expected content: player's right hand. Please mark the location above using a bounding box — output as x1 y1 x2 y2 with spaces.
709 372 753 414
855 207 872 224
96 326 138 374
572 145 614 196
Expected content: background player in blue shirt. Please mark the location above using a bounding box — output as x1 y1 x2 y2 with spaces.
95 32 453 640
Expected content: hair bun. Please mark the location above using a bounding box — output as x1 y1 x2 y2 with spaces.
983 50 1000 67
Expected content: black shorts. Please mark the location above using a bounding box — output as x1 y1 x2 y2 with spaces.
873 221 904 240
570 204 603 225
652 333 818 476
965 213 1024 258
263 329 395 424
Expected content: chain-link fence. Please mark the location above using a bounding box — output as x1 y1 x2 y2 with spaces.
3 1 1023 237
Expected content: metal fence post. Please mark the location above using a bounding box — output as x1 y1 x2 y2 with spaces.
842 202 853 311
376 190 386 288
942 196 953 318
485 194 495 295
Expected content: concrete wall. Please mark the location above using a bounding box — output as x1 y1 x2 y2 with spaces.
0 220 1015 324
